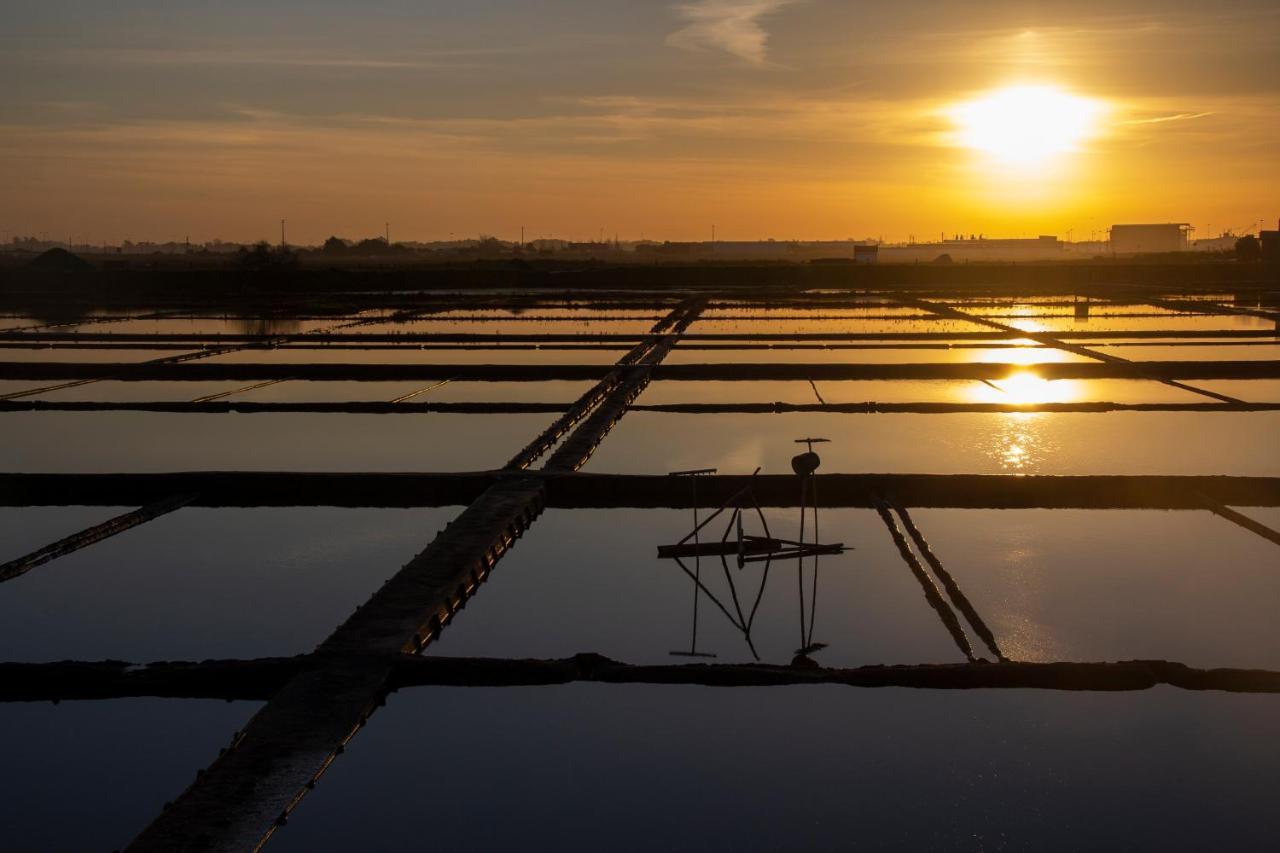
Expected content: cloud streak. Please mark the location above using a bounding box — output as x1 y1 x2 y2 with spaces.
1124 111 1214 125
666 0 794 65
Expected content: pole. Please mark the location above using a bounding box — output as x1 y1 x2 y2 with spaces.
690 477 700 654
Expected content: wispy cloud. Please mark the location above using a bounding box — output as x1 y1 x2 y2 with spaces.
666 0 795 65
52 46 494 71
1124 111 1214 125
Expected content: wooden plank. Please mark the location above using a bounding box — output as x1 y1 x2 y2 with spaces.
3 327 1275 345
1206 504 1280 548
3 359 1279 382
874 502 975 661
0 494 195 583
3 399 1280 416
541 302 702 471
3 472 1279 511
891 505 1005 661
7 654 1280 701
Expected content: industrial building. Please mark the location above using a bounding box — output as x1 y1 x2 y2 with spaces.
941 235 1063 250
1262 229 1280 264
1109 223 1191 255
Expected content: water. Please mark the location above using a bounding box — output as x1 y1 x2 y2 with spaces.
233 379 596 404
0 411 561 471
909 508 1280 668
0 346 203 362
638 378 1208 405
30 380 249 402
1102 342 1280 361
205 346 624 365
0 289 1276 849
666 343 1096 364
584 411 1280 475
425 506 1280 669
1008 314 1272 333
57 317 337 335
0 699 259 852
1188 379 1280 402
688 317 996 335
0 507 462 660
429 508 965 667
265 684 1280 853
354 318 656 335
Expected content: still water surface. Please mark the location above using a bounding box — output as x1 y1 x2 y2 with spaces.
0 293 1276 850
267 685 1280 853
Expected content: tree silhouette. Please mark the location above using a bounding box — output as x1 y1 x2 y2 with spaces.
239 241 299 270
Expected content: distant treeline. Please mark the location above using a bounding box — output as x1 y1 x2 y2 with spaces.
319 236 414 256
0 259 1276 317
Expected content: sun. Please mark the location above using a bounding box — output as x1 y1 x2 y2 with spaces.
948 84 1105 165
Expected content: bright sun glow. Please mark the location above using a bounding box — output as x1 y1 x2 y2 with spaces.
972 370 1081 405
949 85 1105 165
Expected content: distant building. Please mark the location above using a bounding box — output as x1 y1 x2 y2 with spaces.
941 235 1062 251
854 244 878 264
1189 235 1239 252
1109 223 1190 255
1261 229 1280 264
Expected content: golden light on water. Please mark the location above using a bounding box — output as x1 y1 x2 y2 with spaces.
947 84 1106 166
992 339 1077 366
973 370 1082 405
969 366 1078 472
987 411 1058 473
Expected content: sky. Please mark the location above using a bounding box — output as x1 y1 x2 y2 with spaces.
1 0 1277 245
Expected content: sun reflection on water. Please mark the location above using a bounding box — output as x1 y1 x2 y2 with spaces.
962 368 1077 471
984 411 1060 473
971 369 1082 405
993 542 1061 662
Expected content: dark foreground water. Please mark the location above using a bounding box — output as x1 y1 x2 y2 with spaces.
275 685 1280 853
0 296 1276 850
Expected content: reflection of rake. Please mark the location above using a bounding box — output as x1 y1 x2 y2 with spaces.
666 468 719 659
793 437 837 658
660 468 770 659
659 465 848 661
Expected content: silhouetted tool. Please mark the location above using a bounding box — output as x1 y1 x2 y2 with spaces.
791 437 829 476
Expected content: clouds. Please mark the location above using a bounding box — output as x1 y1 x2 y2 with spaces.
666 0 795 65
3 0 1277 241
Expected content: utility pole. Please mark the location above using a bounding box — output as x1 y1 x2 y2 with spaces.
280 220 286 248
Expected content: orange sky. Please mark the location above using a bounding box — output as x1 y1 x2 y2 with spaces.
2 1 1277 244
